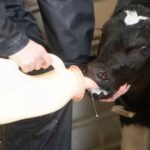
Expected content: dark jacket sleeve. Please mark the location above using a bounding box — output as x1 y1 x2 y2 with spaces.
4 0 50 52
0 1 29 57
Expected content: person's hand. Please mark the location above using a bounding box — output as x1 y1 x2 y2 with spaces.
9 40 52 73
100 83 131 102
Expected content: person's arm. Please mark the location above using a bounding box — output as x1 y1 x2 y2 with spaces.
0 1 29 57
0 1 52 72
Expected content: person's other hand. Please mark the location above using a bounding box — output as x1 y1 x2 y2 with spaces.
9 40 52 73
100 83 131 102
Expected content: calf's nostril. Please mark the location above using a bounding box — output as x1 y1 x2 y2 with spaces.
97 71 108 80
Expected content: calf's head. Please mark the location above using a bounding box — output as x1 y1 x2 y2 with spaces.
87 6 150 99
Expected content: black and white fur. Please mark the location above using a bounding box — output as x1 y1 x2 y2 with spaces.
87 0 150 149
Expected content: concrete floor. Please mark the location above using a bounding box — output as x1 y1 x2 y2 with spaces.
72 93 122 150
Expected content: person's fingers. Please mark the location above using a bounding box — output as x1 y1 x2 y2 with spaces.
21 66 29 73
21 64 34 73
41 53 52 69
34 59 43 70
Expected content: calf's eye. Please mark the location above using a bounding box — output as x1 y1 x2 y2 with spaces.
140 46 150 56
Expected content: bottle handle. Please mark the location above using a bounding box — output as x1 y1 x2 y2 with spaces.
0 54 66 74
49 54 66 74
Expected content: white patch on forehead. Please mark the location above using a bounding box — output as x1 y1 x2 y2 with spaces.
124 10 149 26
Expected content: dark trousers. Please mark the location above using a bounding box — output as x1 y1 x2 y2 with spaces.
37 0 95 65
0 102 72 150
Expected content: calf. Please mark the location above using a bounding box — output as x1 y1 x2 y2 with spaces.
87 0 150 149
